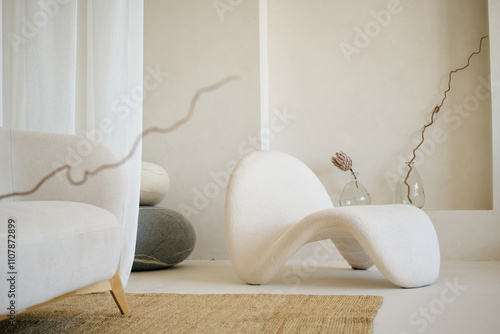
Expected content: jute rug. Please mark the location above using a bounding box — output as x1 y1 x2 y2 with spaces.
0 293 383 334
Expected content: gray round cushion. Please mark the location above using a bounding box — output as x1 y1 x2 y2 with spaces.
133 207 196 271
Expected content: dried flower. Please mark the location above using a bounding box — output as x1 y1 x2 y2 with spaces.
331 151 352 171
331 151 358 187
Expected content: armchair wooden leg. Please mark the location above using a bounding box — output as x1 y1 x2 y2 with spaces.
0 270 130 321
109 270 130 315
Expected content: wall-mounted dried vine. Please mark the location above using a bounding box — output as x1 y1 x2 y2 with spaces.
0 75 239 201
404 35 489 204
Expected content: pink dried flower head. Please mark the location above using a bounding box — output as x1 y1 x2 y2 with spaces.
331 151 352 172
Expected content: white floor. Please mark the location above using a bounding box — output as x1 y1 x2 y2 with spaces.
126 260 500 334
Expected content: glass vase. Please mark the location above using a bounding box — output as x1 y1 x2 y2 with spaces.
395 162 425 208
339 172 371 206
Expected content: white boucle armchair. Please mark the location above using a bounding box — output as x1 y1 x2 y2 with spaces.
225 151 440 288
0 127 130 321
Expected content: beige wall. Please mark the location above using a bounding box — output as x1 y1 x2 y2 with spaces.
142 0 261 259
143 0 494 260
268 0 491 210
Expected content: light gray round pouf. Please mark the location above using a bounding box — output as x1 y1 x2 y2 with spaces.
133 207 196 271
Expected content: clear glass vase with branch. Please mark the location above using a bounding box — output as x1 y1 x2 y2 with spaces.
396 161 425 208
395 35 488 208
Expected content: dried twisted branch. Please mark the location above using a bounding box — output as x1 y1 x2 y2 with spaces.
403 35 488 204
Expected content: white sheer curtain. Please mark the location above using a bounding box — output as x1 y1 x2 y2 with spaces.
1 0 143 286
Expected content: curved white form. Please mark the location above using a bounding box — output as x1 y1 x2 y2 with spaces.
225 151 440 288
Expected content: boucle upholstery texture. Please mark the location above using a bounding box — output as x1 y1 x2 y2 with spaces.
0 127 127 313
225 151 440 288
0 201 122 311
0 127 127 217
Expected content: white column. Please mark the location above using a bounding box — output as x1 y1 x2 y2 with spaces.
259 0 269 151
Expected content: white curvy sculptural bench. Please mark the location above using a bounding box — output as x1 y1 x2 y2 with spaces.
0 127 129 320
225 151 440 289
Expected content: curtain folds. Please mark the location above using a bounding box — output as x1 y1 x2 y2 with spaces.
1 0 144 286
